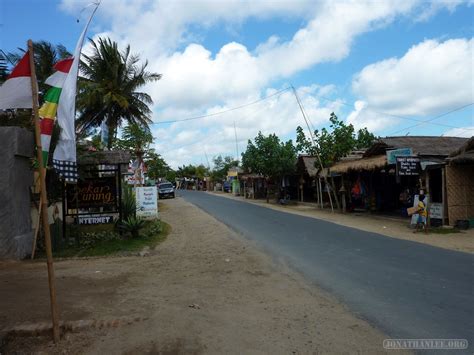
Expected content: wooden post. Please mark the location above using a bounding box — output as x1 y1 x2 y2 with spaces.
30 196 42 259
28 40 60 343
442 166 447 225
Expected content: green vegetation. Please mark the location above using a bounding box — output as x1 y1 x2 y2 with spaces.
176 164 209 180
296 112 376 168
77 37 162 148
118 216 146 238
241 131 296 183
44 219 170 258
210 155 239 182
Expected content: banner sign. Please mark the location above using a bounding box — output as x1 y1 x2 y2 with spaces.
77 215 113 225
396 156 421 176
136 186 158 219
387 148 413 165
126 174 145 185
429 202 444 219
66 177 117 209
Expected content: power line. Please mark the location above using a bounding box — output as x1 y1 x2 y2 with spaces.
297 87 473 132
152 87 291 125
389 102 474 136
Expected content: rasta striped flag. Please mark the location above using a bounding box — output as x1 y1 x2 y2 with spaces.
39 58 73 167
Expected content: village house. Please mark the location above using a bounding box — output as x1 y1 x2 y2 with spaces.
445 137 474 227
324 136 470 226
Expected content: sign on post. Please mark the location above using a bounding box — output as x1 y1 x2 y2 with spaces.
77 215 114 225
136 186 158 219
66 177 117 209
429 203 443 219
396 156 421 176
387 148 413 165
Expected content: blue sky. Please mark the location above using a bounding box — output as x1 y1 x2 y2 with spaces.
1 0 473 167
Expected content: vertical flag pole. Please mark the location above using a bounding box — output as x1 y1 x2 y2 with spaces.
28 39 60 343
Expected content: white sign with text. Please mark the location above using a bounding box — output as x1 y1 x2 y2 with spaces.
135 186 158 219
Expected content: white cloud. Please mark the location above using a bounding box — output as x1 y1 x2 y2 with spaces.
443 126 474 137
152 85 340 168
353 38 473 115
346 100 399 132
349 38 474 133
60 0 473 166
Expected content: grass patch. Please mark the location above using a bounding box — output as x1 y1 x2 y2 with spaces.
48 220 171 258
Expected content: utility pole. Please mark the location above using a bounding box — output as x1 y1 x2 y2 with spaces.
291 85 334 212
233 121 239 162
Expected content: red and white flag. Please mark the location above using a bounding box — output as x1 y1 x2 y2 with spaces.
0 52 33 109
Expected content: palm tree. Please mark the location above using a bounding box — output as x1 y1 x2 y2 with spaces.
77 37 161 148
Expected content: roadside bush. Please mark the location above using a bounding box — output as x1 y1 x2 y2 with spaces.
122 185 137 220
73 231 121 250
118 216 146 238
143 219 162 238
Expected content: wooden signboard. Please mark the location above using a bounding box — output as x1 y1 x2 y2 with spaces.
396 156 421 176
66 177 117 209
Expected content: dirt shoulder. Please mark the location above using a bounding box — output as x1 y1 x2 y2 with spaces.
1 197 396 354
207 191 474 254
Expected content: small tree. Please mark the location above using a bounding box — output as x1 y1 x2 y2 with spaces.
296 112 377 209
211 155 239 182
241 132 297 202
115 122 153 186
146 152 172 181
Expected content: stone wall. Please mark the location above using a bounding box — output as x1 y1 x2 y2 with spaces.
446 164 474 226
0 127 34 259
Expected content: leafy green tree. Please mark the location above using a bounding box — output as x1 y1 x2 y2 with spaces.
77 37 162 148
211 155 239 182
116 122 153 156
146 152 172 180
296 112 374 168
241 131 297 201
355 127 376 149
176 164 209 179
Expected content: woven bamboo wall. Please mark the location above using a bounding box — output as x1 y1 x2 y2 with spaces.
446 165 474 225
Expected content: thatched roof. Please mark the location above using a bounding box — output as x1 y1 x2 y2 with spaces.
297 155 319 177
447 137 474 164
78 150 131 165
365 136 468 157
330 155 387 174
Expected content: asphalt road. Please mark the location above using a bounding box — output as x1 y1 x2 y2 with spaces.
179 190 474 351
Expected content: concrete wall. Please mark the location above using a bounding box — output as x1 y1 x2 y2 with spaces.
0 127 34 259
446 164 474 226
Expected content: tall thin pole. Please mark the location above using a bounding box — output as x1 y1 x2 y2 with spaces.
28 40 60 342
291 86 334 212
233 121 239 161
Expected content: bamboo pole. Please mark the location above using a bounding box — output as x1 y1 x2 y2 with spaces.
28 40 60 342
30 196 42 259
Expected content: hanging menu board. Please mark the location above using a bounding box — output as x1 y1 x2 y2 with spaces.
396 156 421 176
